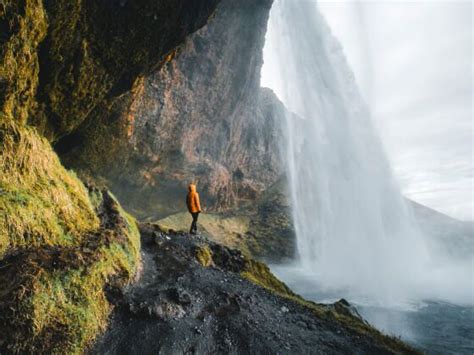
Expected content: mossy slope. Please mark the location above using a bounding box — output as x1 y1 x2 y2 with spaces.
0 0 47 125
157 212 252 255
0 186 140 354
0 119 140 354
0 0 221 352
191 236 419 354
0 123 99 257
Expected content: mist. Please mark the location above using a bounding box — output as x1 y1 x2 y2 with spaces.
261 0 473 307
304 0 473 221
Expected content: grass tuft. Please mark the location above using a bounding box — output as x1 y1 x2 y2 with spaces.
0 123 99 258
195 245 213 267
0 123 141 353
240 257 419 354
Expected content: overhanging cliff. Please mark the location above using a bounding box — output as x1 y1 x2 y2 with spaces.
56 0 286 218
0 0 220 352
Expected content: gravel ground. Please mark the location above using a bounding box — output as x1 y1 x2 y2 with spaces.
91 224 416 355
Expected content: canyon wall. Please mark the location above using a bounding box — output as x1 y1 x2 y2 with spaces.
0 1 219 352
58 0 286 219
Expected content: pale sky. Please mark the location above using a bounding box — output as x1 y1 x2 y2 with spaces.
262 0 473 221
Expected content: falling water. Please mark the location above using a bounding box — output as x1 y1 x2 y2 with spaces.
262 0 436 304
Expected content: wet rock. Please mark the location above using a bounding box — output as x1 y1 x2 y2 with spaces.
167 287 192 305
90 225 417 354
333 298 369 325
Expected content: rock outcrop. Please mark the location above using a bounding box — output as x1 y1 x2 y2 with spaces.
0 0 220 351
35 0 221 140
91 224 419 355
57 0 286 218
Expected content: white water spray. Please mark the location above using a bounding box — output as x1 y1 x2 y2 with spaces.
262 0 443 304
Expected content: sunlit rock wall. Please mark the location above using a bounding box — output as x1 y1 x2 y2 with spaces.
58 0 286 218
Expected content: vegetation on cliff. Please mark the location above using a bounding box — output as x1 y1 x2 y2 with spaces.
0 189 140 353
0 0 220 352
0 70 140 352
0 124 99 257
0 0 47 125
191 231 418 354
155 178 294 262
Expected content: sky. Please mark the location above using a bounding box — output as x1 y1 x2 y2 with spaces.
262 0 473 221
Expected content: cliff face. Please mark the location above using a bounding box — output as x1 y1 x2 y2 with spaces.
0 0 220 352
35 0 221 140
58 0 286 218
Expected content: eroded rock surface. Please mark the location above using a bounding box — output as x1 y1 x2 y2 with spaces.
0 0 221 352
33 0 221 140
58 0 286 218
0 188 140 354
91 224 418 355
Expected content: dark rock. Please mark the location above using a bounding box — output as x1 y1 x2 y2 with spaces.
31 0 221 141
90 224 419 355
332 299 369 325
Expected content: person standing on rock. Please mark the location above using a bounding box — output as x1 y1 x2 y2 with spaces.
186 183 202 235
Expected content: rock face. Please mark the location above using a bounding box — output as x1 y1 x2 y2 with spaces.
91 224 418 355
34 0 221 140
0 187 141 354
58 0 286 218
0 0 221 352
1 0 220 135
154 177 296 262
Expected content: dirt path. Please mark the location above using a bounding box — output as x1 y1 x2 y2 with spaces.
91 224 416 355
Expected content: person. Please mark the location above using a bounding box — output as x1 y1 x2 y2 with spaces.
186 183 202 234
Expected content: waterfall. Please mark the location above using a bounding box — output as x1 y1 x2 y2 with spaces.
263 0 433 303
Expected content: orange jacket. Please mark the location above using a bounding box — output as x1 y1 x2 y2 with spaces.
186 184 202 213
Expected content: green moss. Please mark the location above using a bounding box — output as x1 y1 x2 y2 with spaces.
0 0 48 125
88 188 104 211
157 212 252 256
241 259 293 296
0 124 99 257
31 233 139 354
0 187 141 354
0 121 141 352
195 245 213 267
240 257 418 354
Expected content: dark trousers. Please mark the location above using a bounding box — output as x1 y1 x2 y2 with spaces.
190 212 199 234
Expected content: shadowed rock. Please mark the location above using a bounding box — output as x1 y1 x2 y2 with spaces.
90 223 419 355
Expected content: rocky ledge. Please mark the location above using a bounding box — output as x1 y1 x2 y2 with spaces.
91 224 418 354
